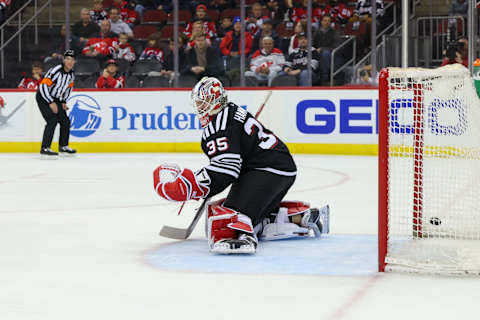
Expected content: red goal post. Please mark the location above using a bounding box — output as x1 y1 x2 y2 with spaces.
378 64 480 275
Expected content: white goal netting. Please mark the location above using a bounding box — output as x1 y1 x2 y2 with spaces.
383 64 480 275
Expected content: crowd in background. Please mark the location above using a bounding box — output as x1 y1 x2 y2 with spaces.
18 0 391 89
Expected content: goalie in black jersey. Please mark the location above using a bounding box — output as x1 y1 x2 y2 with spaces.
153 77 329 254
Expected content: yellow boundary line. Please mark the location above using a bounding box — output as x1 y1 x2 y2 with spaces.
0 142 379 155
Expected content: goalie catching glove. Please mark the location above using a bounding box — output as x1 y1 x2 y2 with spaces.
153 164 210 202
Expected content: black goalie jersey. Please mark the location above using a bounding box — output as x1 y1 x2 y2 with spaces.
199 102 297 197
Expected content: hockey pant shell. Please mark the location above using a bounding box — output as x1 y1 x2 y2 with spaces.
36 93 71 149
223 169 296 227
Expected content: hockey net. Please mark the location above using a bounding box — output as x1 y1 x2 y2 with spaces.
378 64 480 275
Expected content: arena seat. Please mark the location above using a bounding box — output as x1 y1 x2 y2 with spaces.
133 25 160 40
142 10 168 25
142 76 170 88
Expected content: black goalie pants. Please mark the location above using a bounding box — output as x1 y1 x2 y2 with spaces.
224 169 296 227
36 93 71 149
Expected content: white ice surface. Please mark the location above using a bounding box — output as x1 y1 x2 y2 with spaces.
0 153 479 320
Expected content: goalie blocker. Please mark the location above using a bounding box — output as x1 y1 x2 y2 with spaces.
153 77 330 254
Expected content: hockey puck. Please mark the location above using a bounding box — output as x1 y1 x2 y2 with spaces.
429 217 441 226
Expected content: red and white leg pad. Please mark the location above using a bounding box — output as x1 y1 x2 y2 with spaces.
207 200 257 254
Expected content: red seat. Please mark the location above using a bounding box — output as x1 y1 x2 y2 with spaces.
160 25 186 40
142 10 168 25
343 21 367 36
167 10 192 24
220 8 241 20
133 25 160 40
275 22 295 38
102 0 113 9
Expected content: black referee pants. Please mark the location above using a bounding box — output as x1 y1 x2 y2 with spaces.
36 93 70 149
224 170 296 227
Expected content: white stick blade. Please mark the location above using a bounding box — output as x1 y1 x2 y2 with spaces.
159 226 189 239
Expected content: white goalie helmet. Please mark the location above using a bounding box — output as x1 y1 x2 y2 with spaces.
191 77 227 128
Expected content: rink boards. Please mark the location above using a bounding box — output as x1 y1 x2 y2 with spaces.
0 87 379 155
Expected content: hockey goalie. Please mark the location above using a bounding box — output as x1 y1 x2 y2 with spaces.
153 77 329 254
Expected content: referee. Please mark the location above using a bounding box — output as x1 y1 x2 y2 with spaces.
37 49 77 158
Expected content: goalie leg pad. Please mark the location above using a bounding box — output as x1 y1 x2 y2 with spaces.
261 201 330 240
207 202 256 254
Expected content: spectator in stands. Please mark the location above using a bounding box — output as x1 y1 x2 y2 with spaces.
73 8 100 50
288 20 306 54
217 16 233 38
112 0 138 28
109 7 134 38
0 0 11 25
329 0 353 26
18 61 43 89
449 0 468 17
355 64 378 85
312 1 331 25
220 16 253 81
184 4 217 40
186 20 212 50
82 20 119 59
153 0 172 12
139 32 164 62
113 32 136 63
352 0 384 25
441 37 468 67
183 33 224 80
158 35 187 81
251 18 281 54
313 15 337 84
220 16 253 58
283 32 319 86
96 59 126 88
291 0 315 25
265 0 282 23
246 2 269 35
44 25 76 63
90 0 108 25
245 36 285 86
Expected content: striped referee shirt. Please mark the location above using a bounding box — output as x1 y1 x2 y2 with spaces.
38 63 75 104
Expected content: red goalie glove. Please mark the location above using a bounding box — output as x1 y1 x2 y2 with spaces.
153 164 209 202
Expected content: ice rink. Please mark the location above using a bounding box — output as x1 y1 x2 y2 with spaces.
1 153 479 320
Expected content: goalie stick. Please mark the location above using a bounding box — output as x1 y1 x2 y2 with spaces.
159 90 273 240
159 197 210 239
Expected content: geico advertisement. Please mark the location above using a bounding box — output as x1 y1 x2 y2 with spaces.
254 89 379 144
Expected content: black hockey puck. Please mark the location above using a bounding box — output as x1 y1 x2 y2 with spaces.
429 217 441 225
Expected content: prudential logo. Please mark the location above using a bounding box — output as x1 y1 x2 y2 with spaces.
67 94 102 138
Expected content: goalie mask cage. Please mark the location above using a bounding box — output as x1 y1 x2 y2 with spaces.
378 64 480 275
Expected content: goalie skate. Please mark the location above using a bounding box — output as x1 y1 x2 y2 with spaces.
261 203 330 240
211 234 257 254
307 205 330 236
